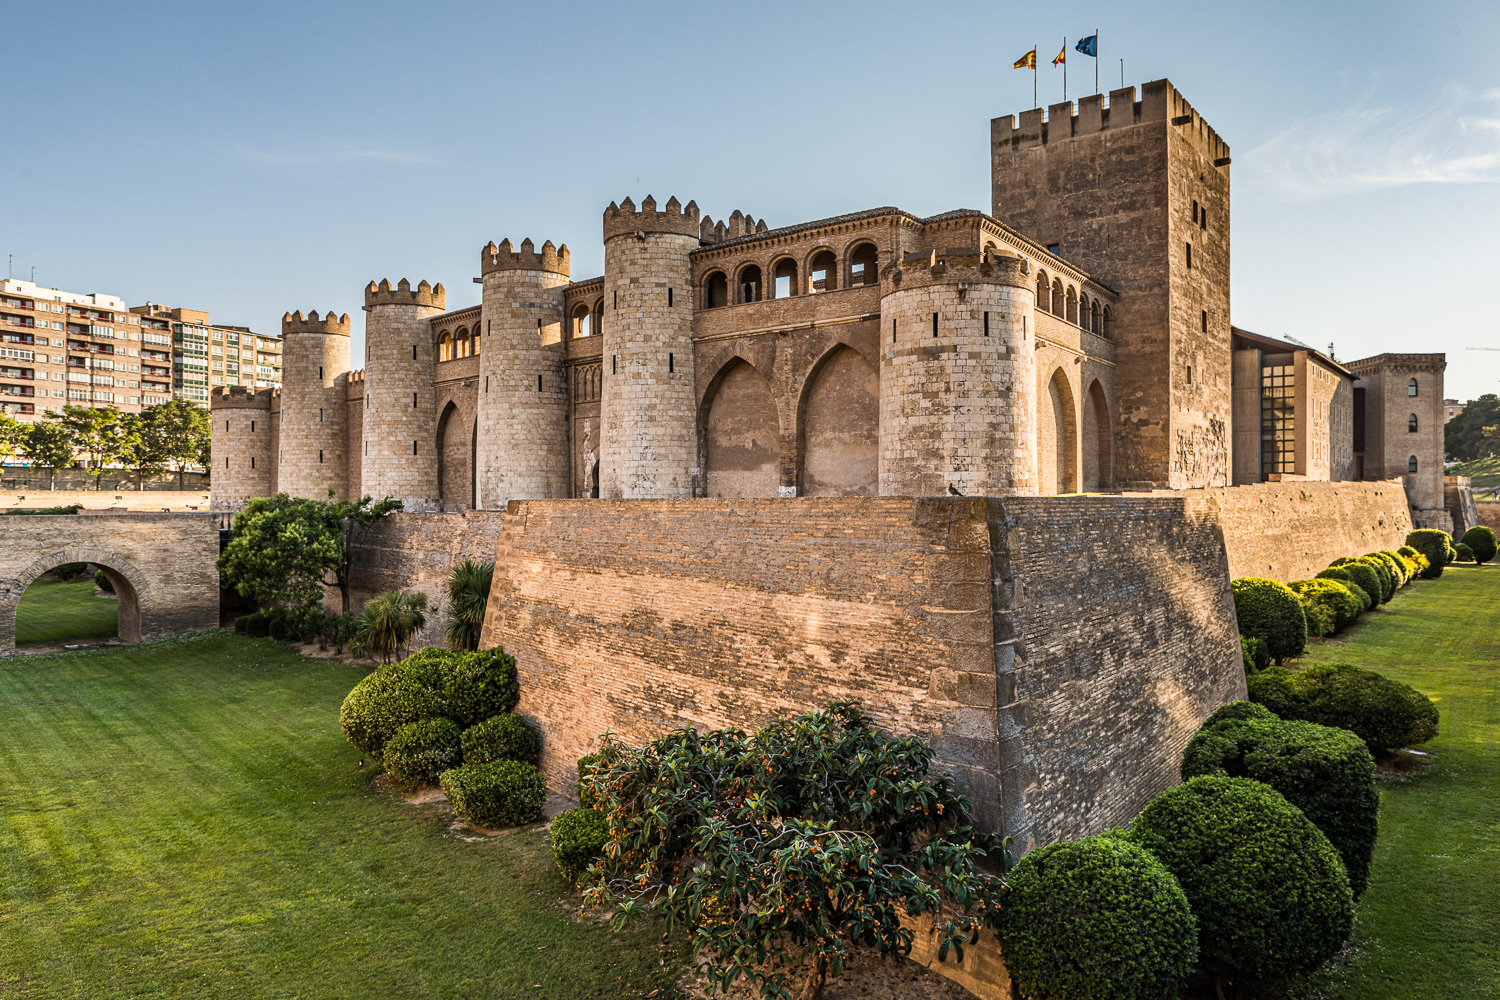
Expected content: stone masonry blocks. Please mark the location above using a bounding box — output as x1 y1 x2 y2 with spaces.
208 386 274 511
278 311 351 500
362 282 445 510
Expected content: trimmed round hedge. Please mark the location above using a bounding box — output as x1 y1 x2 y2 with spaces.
461 713 541 766
1341 561 1384 607
1357 557 1394 603
1247 662 1439 754
1288 579 1363 634
550 807 609 883
997 834 1197 1000
1202 700 1277 729
1462 525 1497 565
1231 578 1307 663
340 647 520 759
440 760 547 828
384 717 463 789
1405 530 1451 579
1126 776 1353 986
1240 635 1270 673
1455 542 1475 562
1369 551 1408 588
1181 716 1378 897
1312 568 1370 612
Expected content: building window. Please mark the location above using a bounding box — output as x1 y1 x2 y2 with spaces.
1186 243 1192 269
1201 310 1208 333
1408 378 1418 397
1409 414 1418 433
1260 365 1295 477
1408 455 1419 474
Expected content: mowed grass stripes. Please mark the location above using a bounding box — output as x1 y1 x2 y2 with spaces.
13 576 118 645
0 632 681 999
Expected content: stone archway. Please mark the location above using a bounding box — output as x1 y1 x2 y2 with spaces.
0 513 221 654
798 345 879 497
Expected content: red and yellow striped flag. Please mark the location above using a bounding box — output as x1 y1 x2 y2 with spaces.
1013 48 1036 70
1052 45 1066 66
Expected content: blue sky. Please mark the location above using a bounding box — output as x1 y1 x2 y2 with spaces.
6 0 1498 399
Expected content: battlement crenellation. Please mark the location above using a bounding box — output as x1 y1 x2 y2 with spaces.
992 79 1229 163
208 384 276 409
482 238 571 277
282 310 351 337
603 194 701 241
364 278 446 310
881 247 1032 292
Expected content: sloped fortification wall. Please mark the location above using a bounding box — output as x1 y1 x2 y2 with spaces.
1195 480 1412 582
479 496 1244 850
344 511 507 648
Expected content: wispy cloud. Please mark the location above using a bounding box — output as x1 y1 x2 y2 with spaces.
231 143 436 167
1244 88 1500 200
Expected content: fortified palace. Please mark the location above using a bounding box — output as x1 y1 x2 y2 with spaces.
209 79 1451 530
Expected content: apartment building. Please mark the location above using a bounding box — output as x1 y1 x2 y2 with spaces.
0 279 280 422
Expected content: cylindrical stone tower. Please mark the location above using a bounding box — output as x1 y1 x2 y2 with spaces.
475 238 571 508
277 310 351 500
878 250 1037 496
361 278 444 511
600 195 699 498
208 385 274 511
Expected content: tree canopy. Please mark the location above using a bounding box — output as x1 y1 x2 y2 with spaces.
1446 394 1500 461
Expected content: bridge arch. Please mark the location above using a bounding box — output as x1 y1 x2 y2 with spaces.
3 547 148 648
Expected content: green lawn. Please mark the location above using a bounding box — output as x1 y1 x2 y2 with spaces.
1290 563 1500 999
1448 456 1500 493
14 576 118 645
0 632 681 999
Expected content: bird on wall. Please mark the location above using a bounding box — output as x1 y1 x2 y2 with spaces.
948 483 964 496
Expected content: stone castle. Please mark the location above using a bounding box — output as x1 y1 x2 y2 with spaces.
209 78 1449 532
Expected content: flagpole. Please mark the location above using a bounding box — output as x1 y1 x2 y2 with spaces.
1095 29 1100 95
1063 37 1067 101
1033 43 1037 109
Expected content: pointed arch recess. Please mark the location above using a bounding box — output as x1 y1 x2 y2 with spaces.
798 344 878 497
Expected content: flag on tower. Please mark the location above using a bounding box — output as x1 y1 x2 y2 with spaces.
1013 48 1036 69
1076 34 1098 57
1052 45 1067 66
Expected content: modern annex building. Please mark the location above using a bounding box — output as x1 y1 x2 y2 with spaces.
209 79 1448 528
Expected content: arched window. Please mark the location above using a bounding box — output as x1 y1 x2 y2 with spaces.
592 300 604 339
771 258 798 299
573 305 592 338
456 327 472 358
1051 279 1064 318
1102 306 1113 339
1035 269 1049 311
1408 455 1419 473
808 249 837 293
438 332 452 362
1065 285 1078 324
737 264 762 303
1408 413 1418 433
704 271 728 308
1408 378 1418 397
1090 299 1101 334
847 242 879 286
471 326 481 355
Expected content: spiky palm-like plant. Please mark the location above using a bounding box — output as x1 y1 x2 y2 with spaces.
350 590 429 663
444 559 495 651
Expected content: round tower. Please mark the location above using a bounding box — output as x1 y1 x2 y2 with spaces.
600 195 700 499
878 250 1037 496
208 385 274 511
278 310 351 500
475 238 571 509
361 278 445 511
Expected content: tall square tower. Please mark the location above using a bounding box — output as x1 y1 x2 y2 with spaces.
992 79 1231 488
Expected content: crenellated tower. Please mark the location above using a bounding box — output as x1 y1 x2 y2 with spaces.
878 250 1037 496
208 385 275 511
277 310 351 500
475 238 571 508
600 195 699 498
361 279 445 510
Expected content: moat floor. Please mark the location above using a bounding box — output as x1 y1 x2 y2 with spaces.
1284 562 1500 1000
14 576 118 646
0 633 683 999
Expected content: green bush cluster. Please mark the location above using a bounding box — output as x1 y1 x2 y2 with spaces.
51 562 90 581
1288 579 1363 636
1462 525 1497 564
383 717 463 789
339 647 519 760
1239 635 1270 673
1358 556 1394 602
1230 578 1307 663
93 569 115 593
998 834 1198 1000
1247 662 1439 754
1455 542 1475 562
1181 715 1378 896
576 752 602 809
5 504 82 516
440 760 547 828
1404 529 1452 578
460 712 541 766
1127 776 1353 989
550 807 609 883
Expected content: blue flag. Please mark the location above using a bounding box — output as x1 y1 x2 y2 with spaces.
1076 34 1097 57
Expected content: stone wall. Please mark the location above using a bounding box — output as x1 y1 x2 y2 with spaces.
477 496 1243 851
0 512 220 652
343 510 508 647
1190 480 1412 582
1475 502 1500 534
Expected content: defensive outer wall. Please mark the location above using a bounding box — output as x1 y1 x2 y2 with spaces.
0 513 220 653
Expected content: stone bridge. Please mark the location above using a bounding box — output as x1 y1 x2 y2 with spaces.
0 512 221 653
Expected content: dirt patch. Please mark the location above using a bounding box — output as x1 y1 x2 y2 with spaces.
677 948 978 1000
1375 747 1437 782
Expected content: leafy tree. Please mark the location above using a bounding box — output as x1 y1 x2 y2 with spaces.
350 590 429 663
1444 394 1500 461
581 701 1010 1000
17 419 74 488
59 405 138 490
144 399 211 488
0 412 20 461
444 558 495 651
121 411 170 490
216 492 402 616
